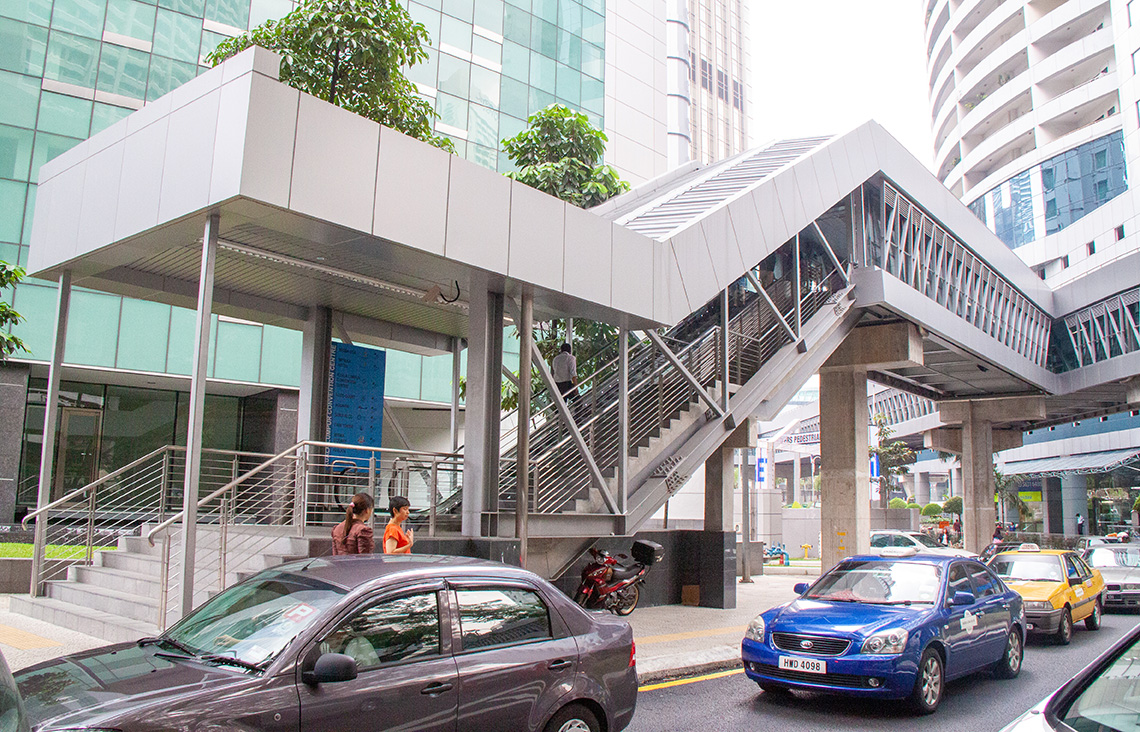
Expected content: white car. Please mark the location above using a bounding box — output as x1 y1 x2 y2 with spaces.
869 530 975 558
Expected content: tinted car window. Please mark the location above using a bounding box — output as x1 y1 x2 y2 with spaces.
870 535 890 548
1074 554 1095 577
456 588 551 650
967 565 1001 597
947 563 972 600
321 592 440 669
1061 630 1140 729
1064 556 1083 582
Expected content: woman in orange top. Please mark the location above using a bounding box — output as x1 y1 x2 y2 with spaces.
383 495 414 554
331 492 374 555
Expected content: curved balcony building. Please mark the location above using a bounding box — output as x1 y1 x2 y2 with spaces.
924 0 1140 283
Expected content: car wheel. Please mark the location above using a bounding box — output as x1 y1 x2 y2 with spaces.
909 648 944 715
758 682 790 694
1085 597 1103 631
1055 607 1073 645
544 703 599 732
614 585 639 616
993 628 1022 679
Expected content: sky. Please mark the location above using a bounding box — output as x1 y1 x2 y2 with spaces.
748 0 935 171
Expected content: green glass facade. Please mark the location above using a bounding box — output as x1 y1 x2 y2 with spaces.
0 0 602 507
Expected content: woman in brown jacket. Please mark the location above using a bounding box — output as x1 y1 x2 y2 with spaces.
331 492 375 555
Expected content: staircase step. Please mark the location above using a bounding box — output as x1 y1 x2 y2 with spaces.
9 595 158 645
70 565 162 597
99 549 163 574
46 579 159 624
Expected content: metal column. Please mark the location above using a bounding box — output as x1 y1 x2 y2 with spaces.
720 289 729 410
515 294 533 568
450 337 462 452
178 214 218 616
461 275 503 537
29 270 71 597
741 448 753 583
618 328 629 514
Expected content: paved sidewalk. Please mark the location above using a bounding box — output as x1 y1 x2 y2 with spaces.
0 574 817 683
629 574 812 683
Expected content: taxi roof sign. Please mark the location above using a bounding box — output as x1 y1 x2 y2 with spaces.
1017 542 1041 552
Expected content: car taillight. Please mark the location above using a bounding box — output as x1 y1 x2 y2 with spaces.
629 641 636 667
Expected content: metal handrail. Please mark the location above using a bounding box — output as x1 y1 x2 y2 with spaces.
146 440 464 545
21 444 173 528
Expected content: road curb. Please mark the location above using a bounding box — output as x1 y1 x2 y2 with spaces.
637 648 742 685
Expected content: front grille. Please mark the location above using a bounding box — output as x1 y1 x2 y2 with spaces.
752 662 870 689
771 632 851 656
1108 584 1121 591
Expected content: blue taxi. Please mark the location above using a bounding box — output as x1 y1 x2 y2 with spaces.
741 550 1025 714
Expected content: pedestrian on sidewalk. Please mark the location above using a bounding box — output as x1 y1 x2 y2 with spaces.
332 492 375 555
1077 513 1086 536
384 495 414 554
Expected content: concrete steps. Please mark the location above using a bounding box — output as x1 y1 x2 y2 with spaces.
11 527 317 643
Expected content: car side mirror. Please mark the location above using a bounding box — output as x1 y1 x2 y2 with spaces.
794 582 809 594
951 591 976 606
302 653 358 685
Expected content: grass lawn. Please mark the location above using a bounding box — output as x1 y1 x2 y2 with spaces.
0 543 116 559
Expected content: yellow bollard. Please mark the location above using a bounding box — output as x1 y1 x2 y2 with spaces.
801 544 812 559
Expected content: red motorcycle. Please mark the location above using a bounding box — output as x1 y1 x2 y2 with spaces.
573 540 663 615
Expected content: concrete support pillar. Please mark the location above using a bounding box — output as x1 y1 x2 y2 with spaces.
297 306 331 443
960 408 996 555
1043 476 1063 534
462 276 504 537
819 367 870 570
704 445 734 532
791 454 801 505
951 467 961 498
0 364 29 523
1061 473 1087 535
915 472 931 506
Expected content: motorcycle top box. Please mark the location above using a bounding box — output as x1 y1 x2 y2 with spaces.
632 539 664 565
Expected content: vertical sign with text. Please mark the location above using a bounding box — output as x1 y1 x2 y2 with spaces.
326 342 386 465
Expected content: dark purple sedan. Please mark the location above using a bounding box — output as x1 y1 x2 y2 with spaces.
16 555 637 732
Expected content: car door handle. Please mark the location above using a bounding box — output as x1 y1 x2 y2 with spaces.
548 659 573 671
421 682 454 696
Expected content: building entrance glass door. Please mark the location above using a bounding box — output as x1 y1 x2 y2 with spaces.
54 408 102 500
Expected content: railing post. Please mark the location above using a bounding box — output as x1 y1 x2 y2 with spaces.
720 290 730 411
618 328 629 515
368 452 377 501
429 458 438 538
219 487 231 590
294 446 307 536
158 536 171 631
84 486 97 565
158 449 171 524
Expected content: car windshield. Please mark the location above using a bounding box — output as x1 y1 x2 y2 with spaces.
912 533 941 548
1087 547 1140 568
164 571 347 668
1061 629 1140 731
989 554 1063 582
805 560 942 605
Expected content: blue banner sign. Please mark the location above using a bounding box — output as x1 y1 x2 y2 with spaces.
326 342 386 465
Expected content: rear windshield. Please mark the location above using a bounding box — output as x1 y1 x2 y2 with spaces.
990 554 1063 582
805 560 942 605
1086 547 1140 568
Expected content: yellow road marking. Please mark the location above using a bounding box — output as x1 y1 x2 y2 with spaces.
0 624 61 650
640 668 744 691
635 625 746 645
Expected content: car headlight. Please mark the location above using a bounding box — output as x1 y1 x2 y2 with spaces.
745 615 766 643
861 629 908 655
1024 601 1054 611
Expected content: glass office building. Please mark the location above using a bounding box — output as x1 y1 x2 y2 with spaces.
0 0 602 517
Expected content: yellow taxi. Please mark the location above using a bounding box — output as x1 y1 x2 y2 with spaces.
987 543 1104 645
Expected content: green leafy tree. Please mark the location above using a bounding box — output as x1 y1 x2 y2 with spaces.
921 502 943 517
942 496 963 516
499 104 632 410
0 262 26 361
502 104 630 209
206 0 453 151
1132 495 1140 516
994 468 1030 526
870 413 916 505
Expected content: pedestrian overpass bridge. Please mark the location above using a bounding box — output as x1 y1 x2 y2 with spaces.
18 48 1140 626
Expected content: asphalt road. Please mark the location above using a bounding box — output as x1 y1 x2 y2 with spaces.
630 612 1140 732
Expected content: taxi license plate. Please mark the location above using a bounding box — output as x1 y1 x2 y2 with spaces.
779 655 825 674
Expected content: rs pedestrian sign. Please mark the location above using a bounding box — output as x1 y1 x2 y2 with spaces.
870 453 880 479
